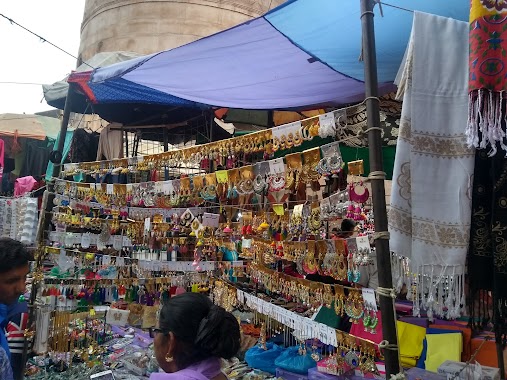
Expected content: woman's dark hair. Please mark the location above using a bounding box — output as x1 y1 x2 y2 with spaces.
159 293 240 369
341 219 356 232
0 238 32 274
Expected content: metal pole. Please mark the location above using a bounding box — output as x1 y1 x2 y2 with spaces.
360 0 400 377
163 128 169 152
209 111 214 142
51 83 74 179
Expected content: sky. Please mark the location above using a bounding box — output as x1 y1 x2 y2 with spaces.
0 0 85 114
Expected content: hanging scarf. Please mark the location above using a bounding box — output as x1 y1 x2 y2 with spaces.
389 12 474 319
468 147 507 343
466 0 507 155
0 304 10 359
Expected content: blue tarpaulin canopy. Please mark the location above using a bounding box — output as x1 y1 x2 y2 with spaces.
70 0 468 115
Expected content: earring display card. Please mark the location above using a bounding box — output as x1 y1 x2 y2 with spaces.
355 236 371 254
347 160 364 176
361 288 378 312
106 309 130 327
346 238 358 256
202 213 220 227
269 158 285 174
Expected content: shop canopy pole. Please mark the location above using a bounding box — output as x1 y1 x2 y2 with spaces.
52 82 74 178
360 0 401 377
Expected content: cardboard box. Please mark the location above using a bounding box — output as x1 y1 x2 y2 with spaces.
406 367 446 380
437 360 500 380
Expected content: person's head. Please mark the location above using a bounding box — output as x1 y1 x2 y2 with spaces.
153 292 240 373
0 238 31 305
340 219 356 238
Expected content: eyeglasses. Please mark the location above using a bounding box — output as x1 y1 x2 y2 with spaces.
149 328 169 338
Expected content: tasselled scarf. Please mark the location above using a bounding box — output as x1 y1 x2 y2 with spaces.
467 0 507 155
468 143 507 344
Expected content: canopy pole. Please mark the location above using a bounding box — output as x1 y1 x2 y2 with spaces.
163 128 169 152
51 82 74 179
360 0 401 377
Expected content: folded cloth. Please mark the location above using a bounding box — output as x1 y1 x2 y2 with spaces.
425 333 462 372
389 11 474 320
14 176 37 197
397 321 426 368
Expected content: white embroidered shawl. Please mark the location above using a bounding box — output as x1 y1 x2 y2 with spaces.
389 12 474 319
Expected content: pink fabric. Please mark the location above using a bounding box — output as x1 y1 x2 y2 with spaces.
14 176 37 197
150 357 223 380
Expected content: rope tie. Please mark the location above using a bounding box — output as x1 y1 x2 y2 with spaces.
376 287 397 299
378 340 399 351
360 10 374 19
363 127 383 134
368 171 386 180
363 96 380 103
372 231 390 241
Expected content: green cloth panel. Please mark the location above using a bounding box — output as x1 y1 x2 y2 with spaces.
273 137 396 180
203 130 397 180
314 301 342 329
45 130 74 181
340 145 396 180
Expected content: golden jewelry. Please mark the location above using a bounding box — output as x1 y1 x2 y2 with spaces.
165 353 174 363
301 148 322 183
348 160 365 176
279 135 286 151
286 133 294 149
309 121 320 137
272 137 280 152
285 153 303 190
294 130 302 146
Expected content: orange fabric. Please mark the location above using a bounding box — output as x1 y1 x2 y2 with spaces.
429 324 471 362
471 335 497 368
214 108 228 119
273 110 324 126
471 333 507 377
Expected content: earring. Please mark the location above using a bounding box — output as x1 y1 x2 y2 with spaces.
165 353 174 363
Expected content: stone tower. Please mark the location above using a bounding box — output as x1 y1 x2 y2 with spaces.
78 0 286 62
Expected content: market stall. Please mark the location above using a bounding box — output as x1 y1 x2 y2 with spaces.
21 1 492 379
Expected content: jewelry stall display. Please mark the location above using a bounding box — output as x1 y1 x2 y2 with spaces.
0 197 39 245
247 263 369 316
212 281 380 377
25 104 389 379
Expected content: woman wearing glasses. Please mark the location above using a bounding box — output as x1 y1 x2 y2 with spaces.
150 293 240 380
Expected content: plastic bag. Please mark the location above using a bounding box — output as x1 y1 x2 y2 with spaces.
245 343 284 375
274 346 317 374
